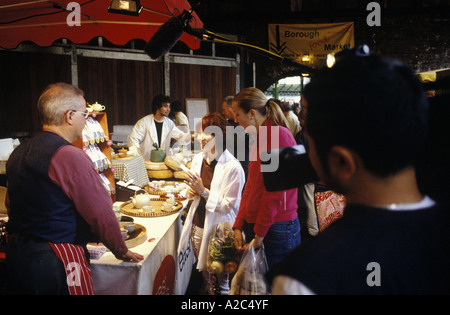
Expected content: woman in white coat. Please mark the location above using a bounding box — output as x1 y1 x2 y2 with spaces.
178 113 246 295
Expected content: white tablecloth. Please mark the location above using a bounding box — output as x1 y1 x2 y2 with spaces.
89 200 195 295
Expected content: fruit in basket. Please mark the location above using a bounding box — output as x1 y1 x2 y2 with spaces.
210 261 224 274
208 222 240 274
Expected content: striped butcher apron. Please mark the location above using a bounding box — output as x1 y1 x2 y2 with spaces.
49 243 94 295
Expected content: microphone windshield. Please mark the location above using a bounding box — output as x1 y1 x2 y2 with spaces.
145 14 187 60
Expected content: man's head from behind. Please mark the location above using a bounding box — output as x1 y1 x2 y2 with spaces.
303 55 429 191
37 82 85 126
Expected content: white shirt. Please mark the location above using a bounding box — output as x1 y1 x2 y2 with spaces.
177 149 246 271
128 114 189 160
285 111 301 137
175 111 189 128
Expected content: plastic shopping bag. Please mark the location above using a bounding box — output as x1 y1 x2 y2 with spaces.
229 240 270 295
207 222 240 275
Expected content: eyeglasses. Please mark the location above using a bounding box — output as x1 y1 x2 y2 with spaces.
71 109 90 119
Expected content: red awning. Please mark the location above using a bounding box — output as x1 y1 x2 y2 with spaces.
0 0 202 51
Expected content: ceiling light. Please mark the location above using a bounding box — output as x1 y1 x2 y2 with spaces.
108 0 143 16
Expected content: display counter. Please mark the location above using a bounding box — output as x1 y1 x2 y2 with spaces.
89 199 195 295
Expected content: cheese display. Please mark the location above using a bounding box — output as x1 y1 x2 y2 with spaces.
164 152 184 171
145 151 193 180
173 170 187 179
147 169 173 179
145 160 169 171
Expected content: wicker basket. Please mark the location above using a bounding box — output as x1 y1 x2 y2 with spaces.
120 198 182 217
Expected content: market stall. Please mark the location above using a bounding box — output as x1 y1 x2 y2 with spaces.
89 198 195 295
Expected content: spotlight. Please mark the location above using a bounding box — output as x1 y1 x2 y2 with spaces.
327 45 370 68
108 0 143 16
326 53 336 68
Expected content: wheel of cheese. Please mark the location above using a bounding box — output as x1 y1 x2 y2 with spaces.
173 170 188 179
147 169 173 179
145 160 169 171
164 153 184 171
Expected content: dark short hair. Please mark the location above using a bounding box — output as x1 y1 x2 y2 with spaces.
304 55 429 177
171 100 183 112
151 94 170 113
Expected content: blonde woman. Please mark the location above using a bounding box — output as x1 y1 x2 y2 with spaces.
232 87 301 269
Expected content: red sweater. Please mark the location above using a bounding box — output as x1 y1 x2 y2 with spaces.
233 120 298 237
49 145 128 258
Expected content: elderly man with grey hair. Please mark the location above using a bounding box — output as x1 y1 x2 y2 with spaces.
6 82 143 295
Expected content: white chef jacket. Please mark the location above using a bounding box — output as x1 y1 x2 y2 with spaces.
128 114 188 160
177 149 246 271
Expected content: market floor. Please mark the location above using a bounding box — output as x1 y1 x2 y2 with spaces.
185 265 208 295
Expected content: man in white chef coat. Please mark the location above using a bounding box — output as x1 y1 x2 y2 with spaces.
128 94 190 160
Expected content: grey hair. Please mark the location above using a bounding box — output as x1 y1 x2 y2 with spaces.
37 82 84 125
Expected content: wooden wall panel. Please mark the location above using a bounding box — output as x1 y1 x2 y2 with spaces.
0 51 71 138
0 51 236 138
77 56 163 132
169 63 236 115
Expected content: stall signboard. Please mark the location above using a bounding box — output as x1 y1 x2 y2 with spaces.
268 22 354 66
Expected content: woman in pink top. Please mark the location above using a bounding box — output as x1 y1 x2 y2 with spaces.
231 87 301 269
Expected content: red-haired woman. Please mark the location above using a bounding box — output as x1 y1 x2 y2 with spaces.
178 113 246 295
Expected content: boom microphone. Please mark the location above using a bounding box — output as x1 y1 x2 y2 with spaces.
144 6 316 74
144 10 193 60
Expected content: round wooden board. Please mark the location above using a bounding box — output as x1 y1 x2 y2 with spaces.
120 199 182 217
89 222 147 250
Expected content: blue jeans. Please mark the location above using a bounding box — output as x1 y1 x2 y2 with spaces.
242 217 301 270
263 217 301 270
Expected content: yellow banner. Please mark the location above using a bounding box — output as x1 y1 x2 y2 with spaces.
268 22 354 65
